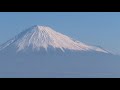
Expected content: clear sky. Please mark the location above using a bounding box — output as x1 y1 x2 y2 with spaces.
0 12 120 54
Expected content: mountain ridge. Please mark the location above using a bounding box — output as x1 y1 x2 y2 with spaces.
0 25 109 53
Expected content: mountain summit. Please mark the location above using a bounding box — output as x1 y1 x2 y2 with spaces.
0 25 108 53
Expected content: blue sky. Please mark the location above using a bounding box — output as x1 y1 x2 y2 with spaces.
0 12 120 54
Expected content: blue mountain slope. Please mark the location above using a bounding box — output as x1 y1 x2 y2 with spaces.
0 47 120 78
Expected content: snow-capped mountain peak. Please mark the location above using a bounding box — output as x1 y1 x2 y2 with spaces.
0 25 108 53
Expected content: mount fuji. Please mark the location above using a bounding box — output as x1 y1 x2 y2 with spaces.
0 25 108 53
0 25 120 78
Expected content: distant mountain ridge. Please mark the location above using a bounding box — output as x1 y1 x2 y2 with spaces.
0 25 109 53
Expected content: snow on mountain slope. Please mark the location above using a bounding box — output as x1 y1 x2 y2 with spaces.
0 25 108 53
